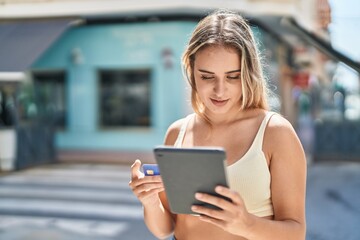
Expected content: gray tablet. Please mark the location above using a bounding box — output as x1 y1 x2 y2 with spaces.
153 146 229 215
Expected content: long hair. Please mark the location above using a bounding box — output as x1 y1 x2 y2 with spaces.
182 9 269 124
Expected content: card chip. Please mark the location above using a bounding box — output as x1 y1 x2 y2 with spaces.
146 170 154 175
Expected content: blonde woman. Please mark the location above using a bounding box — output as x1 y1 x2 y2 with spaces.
129 9 306 240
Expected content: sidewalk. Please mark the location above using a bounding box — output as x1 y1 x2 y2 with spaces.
0 163 156 240
306 161 360 240
0 226 97 240
0 161 359 240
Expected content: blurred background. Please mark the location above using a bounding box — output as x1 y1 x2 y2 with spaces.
0 0 359 239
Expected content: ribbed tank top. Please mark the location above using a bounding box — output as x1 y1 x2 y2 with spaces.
174 112 275 217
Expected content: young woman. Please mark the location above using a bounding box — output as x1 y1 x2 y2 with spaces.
129 9 306 240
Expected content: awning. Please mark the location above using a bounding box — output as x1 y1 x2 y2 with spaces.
282 17 360 73
253 16 360 73
0 19 77 72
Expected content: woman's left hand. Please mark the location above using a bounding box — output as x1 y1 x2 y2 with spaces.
191 186 254 237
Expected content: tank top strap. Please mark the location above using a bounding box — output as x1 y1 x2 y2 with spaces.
252 111 276 151
174 113 194 147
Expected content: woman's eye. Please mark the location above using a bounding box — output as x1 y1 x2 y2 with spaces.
200 75 214 80
227 75 240 80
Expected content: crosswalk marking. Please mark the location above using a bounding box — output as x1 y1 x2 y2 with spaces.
20 166 132 179
0 163 150 239
0 174 130 189
0 198 143 219
0 215 129 237
0 186 138 202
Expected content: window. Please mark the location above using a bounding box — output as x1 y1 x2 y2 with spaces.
0 83 17 128
99 69 151 128
31 71 67 129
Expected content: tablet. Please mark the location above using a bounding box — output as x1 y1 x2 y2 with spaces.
153 146 229 215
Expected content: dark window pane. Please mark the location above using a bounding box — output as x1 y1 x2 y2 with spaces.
99 69 151 127
0 84 17 128
32 71 67 129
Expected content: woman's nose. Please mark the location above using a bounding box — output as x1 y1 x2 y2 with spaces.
213 80 226 96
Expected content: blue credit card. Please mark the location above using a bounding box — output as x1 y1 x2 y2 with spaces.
142 164 160 176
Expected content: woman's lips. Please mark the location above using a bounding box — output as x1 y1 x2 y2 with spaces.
210 98 229 106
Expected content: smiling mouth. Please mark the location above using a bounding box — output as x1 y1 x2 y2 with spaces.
210 98 229 106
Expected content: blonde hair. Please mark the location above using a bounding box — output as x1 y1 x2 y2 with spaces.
182 9 269 123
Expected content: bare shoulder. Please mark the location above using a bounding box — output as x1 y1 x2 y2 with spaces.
163 117 187 145
266 113 297 138
264 113 305 160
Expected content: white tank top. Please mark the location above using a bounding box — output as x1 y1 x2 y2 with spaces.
174 112 274 217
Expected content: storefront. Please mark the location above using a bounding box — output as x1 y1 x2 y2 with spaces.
26 18 285 159
28 20 194 159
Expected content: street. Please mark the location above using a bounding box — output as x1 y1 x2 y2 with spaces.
0 163 158 240
0 161 359 240
306 162 360 240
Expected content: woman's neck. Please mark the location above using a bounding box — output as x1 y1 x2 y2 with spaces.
203 108 254 126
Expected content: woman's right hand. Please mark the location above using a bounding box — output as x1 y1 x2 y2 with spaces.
129 159 165 206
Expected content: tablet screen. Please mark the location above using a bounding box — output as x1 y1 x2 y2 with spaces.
154 146 229 214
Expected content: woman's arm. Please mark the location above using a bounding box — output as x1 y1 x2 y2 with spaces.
250 114 307 239
130 160 173 239
142 192 175 239
130 119 184 239
191 114 307 239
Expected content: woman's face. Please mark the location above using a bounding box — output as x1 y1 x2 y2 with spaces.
194 45 242 116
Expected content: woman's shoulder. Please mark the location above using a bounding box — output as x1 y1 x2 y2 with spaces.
267 112 294 131
264 112 303 154
264 112 306 178
163 115 191 145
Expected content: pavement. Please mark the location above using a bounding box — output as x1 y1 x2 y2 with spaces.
0 163 158 240
306 161 360 240
0 161 359 240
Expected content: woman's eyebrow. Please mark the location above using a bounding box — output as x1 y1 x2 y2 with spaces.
225 69 241 74
198 69 241 74
198 69 214 74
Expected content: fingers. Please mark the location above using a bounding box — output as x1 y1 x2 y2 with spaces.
214 186 243 206
137 186 165 199
191 204 227 221
131 181 164 195
191 186 245 220
192 192 233 212
129 160 165 206
129 175 164 205
130 175 163 188
129 174 163 198
131 159 143 180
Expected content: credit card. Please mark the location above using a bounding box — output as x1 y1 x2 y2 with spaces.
142 164 160 176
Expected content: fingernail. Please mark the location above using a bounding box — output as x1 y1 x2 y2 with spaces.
195 193 202 199
216 186 223 192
